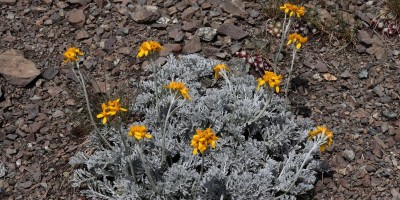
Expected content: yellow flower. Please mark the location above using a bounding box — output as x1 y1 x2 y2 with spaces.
287 33 308 49
128 125 152 140
213 64 230 80
107 98 127 113
137 40 163 58
164 81 191 100
280 3 305 18
63 47 84 63
191 128 219 155
96 99 127 124
308 126 334 152
96 103 113 124
257 71 282 93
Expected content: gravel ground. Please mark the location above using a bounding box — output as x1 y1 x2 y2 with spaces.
0 0 399 199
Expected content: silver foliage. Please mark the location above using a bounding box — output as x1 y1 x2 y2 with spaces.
70 54 325 199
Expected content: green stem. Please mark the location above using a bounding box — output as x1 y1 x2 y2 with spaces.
73 62 112 149
284 47 297 108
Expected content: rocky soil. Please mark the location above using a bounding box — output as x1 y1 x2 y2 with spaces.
0 0 399 199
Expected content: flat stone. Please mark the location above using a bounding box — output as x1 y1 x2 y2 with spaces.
249 9 260 18
159 43 181 57
340 70 351 78
41 68 58 80
357 30 373 45
67 0 90 5
182 20 201 32
168 29 184 42
52 110 64 118
6 148 17 155
217 24 248 40
182 35 201 54
130 7 160 23
181 6 199 20
0 49 41 87
75 30 90 40
315 61 329 73
66 9 85 26
6 134 18 141
220 0 246 18
25 103 39 120
20 181 32 189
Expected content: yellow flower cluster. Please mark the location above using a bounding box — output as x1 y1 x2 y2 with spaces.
96 99 127 124
213 64 230 80
137 40 163 58
257 71 282 93
63 47 84 63
128 125 152 140
164 81 191 100
308 126 334 152
287 33 308 49
191 128 219 155
280 3 305 18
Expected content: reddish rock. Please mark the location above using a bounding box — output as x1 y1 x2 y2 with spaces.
66 9 85 27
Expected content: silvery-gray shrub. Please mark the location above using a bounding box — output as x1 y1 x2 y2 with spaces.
70 54 325 199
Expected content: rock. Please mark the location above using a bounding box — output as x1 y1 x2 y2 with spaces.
182 36 202 54
342 149 355 161
67 0 90 5
168 29 184 42
52 110 64 118
47 86 62 96
20 181 32 189
382 110 397 120
6 133 18 141
75 30 90 40
130 7 160 23
315 61 329 73
373 85 384 97
358 68 368 79
66 9 85 26
220 0 246 18
182 20 201 32
41 68 58 80
181 6 199 20
0 86 2 98
6 148 17 155
228 43 242 54
356 44 366 53
217 24 248 40
395 131 400 142
357 30 373 45
340 70 351 78
0 0 16 5
159 43 181 57
197 27 217 42
0 49 41 87
203 47 220 57
249 9 260 18
25 104 39 120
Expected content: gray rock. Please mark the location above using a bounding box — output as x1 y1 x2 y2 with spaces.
52 110 64 118
340 70 351 78
41 68 58 80
25 104 39 120
159 43 181 57
249 9 260 18
6 133 18 141
197 27 217 42
182 20 201 32
182 36 202 54
357 30 373 45
358 68 368 79
342 149 355 161
373 85 384 97
168 29 184 42
217 24 248 40
67 0 90 5
382 110 397 120
315 61 329 73
0 49 41 87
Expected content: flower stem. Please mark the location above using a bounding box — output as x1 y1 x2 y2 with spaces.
161 93 177 164
247 88 272 125
151 58 160 124
285 143 318 193
73 62 112 149
137 141 160 195
117 122 137 183
274 16 292 72
191 153 205 199
284 47 297 108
